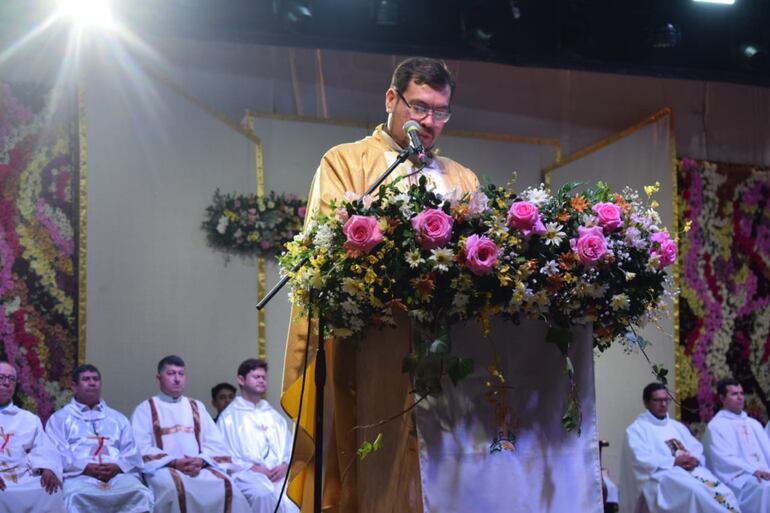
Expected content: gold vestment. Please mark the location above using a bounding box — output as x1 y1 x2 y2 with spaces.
281 125 478 512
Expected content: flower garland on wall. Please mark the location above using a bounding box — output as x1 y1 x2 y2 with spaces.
677 158 770 432
0 82 77 420
202 189 306 258
281 177 676 431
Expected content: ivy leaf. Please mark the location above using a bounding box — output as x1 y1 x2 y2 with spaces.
357 433 384 460
561 397 579 432
447 357 474 386
625 332 650 350
652 364 669 386
429 338 449 354
563 356 574 376
546 326 573 356
401 352 418 373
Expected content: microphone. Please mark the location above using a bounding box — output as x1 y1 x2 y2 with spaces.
402 120 429 166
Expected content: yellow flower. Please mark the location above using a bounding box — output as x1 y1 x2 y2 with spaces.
644 181 660 197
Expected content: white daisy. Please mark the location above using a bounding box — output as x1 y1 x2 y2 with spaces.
431 248 455 272
611 293 630 311
405 249 425 269
543 223 566 246
525 187 550 206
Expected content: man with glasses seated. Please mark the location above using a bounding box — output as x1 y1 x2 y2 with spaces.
281 57 479 512
0 360 65 512
620 382 741 513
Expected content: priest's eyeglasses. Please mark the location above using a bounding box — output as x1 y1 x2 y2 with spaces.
397 91 452 123
0 374 17 384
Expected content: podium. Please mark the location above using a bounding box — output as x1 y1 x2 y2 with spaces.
353 318 604 513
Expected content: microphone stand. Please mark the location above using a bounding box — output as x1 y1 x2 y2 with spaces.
257 145 414 513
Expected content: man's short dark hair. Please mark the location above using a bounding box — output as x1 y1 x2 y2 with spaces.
237 358 268 378
211 382 236 400
157 355 185 373
390 57 456 99
72 364 101 383
716 378 740 397
643 382 667 402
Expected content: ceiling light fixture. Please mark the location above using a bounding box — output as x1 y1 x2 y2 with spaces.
374 0 398 26
649 23 681 49
692 0 736 5
57 0 114 29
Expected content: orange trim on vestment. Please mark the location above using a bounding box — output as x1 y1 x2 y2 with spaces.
168 468 187 513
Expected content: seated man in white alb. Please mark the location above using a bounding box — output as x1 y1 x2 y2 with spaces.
0 360 65 513
621 382 742 513
704 378 770 513
131 355 250 513
217 358 298 513
46 363 154 513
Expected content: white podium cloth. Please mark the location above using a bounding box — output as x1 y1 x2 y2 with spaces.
414 318 603 513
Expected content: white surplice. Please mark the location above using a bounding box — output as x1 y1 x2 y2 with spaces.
46 398 154 513
705 410 770 513
131 394 250 513
621 410 741 513
217 397 297 513
0 403 65 513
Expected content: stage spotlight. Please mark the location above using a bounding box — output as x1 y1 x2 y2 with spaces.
692 0 735 5
57 0 114 29
739 43 770 72
374 0 398 26
649 23 681 49
282 0 313 28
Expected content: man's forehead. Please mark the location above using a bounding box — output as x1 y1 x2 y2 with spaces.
404 80 451 97
0 363 16 375
650 389 667 398
79 371 100 379
726 384 743 393
160 365 185 373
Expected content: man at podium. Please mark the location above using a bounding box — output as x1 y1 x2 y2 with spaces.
281 56 479 513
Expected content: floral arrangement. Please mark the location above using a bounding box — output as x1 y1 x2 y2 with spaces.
677 158 770 431
280 177 676 429
202 190 306 258
0 81 77 420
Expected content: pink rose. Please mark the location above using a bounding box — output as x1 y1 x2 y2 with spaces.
570 226 607 265
411 208 454 249
298 206 307 219
592 202 623 233
343 215 383 254
506 201 546 237
464 234 498 275
650 231 677 268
